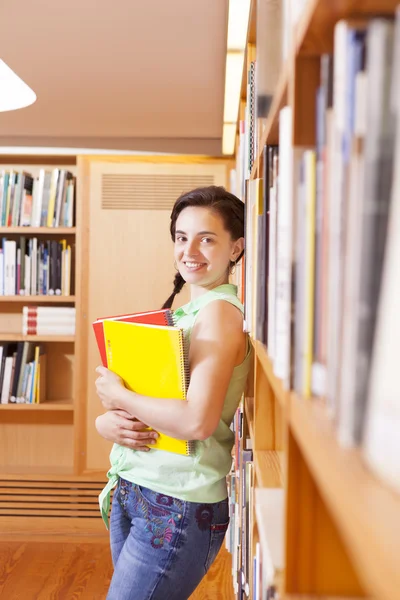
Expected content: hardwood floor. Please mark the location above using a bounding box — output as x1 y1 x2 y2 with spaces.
0 540 234 599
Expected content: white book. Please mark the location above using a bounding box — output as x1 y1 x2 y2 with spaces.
352 20 395 444
24 254 31 296
267 182 277 361
31 237 37 296
1 356 13 404
22 306 76 316
0 248 4 296
363 175 400 491
294 156 306 394
22 324 75 335
274 107 294 387
4 240 16 296
363 11 400 491
337 72 367 446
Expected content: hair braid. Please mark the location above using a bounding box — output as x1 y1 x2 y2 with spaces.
161 272 186 309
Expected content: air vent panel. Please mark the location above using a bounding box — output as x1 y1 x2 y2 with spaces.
101 173 215 210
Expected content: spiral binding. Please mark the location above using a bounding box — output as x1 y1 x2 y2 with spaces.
178 328 190 399
165 309 175 327
185 440 196 455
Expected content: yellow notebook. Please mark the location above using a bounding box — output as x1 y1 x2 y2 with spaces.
102 319 193 456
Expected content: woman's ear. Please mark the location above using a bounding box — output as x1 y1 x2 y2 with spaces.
231 237 244 262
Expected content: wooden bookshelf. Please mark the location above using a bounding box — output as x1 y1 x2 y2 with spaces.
0 334 75 342
0 227 76 234
253 450 283 489
231 0 400 599
253 339 288 410
0 400 73 411
0 296 76 303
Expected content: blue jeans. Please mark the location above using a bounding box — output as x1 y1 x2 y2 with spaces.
107 478 230 600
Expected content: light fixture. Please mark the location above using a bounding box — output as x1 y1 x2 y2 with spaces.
222 0 251 156
0 59 36 112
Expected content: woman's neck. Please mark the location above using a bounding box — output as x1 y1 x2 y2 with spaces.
189 274 230 301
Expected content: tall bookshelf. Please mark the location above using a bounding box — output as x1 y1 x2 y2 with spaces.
0 156 81 476
229 1 400 600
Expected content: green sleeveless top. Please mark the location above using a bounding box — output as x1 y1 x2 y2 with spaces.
99 284 252 527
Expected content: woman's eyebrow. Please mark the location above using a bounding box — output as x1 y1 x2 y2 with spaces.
175 230 217 236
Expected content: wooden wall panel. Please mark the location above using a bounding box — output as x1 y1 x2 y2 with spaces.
0 420 73 473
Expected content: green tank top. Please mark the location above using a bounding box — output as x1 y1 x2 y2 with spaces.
99 284 252 527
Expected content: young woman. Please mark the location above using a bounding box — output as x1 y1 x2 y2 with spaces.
95 186 251 600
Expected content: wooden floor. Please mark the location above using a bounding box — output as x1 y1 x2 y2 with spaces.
0 540 234 600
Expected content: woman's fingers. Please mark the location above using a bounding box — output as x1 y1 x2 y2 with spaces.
122 429 158 441
120 435 156 451
128 420 153 432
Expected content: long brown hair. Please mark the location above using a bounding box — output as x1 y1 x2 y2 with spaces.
162 186 244 309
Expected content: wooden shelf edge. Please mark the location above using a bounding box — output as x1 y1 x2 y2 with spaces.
289 392 400 600
296 0 399 56
0 400 74 411
244 395 255 439
0 334 75 342
0 227 76 234
254 450 284 488
251 340 289 409
0 296 76 303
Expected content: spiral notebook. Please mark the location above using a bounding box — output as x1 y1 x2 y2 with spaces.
93 308 174 367
102 319 194 456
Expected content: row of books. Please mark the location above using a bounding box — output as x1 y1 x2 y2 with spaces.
0 341 46 404
0 168 75 228
227 402 282 599
234 13 400 492
22 307 76 336
0 237 73 296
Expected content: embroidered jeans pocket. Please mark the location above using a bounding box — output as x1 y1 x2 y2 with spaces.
204 520 230 572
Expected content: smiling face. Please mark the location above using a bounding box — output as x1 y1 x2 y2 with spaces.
174 206 244 295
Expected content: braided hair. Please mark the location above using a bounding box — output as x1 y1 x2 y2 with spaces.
162 186 244 309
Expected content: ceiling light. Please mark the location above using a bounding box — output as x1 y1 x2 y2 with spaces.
0 59 36 112
223 52 245 123
227 0 251 50
223 0 251 155
222 123 237 156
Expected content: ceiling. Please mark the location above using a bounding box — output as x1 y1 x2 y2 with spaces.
0 0 229 156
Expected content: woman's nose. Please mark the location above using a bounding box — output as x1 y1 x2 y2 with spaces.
185 239 199 256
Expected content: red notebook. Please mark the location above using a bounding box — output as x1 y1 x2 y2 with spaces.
93 308 174 366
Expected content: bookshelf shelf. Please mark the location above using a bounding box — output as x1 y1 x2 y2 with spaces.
0 334 75 342
0 400 73 411
0 296 76 303
289 392 400 600
254 450 283 488
297 0 399 56
0 227 76 235
252 340 289 410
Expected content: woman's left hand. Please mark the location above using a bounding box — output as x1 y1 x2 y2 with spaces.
95 366 126 410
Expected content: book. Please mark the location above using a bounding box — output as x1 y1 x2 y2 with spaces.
101 319 193 456
93 308 174 367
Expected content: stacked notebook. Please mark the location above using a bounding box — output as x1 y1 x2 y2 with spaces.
93 309 193 456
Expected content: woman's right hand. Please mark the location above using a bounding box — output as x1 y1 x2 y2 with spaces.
95 410 159 451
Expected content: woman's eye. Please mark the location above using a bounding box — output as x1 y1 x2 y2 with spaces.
201 237 212 243
176 236 186 243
